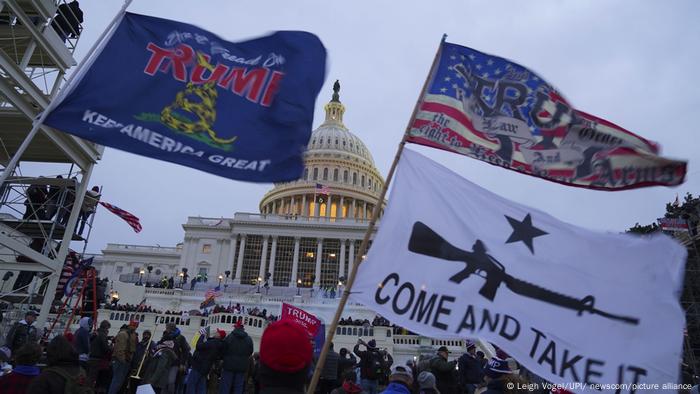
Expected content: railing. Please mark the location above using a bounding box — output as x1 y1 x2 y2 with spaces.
105 244 180 253
393 335 421 345
206 312 268 330
231 212 373 225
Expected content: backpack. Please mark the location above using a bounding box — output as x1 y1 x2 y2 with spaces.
46 366 94 394
363 350 384 380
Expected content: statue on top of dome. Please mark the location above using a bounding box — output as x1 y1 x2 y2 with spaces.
332 80 340 102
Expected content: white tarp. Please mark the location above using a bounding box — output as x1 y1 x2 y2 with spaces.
350 149 686 393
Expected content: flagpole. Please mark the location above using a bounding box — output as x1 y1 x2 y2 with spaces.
0 0 133 187
307 34 447 394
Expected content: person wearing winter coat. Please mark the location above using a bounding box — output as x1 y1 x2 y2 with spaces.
161 322 191 393
458 341 484 394
108 321 138 394
186 328 225 394
5 311 38 353
220 322 254 394
144 340 178 393
319 342 340 394
429 347 458 394
0 343 42 394
74 316 92 368
88 320 112 392
258 320 312 394
330 371 362 394
27 335 88 394
336 348 357 383
380 365 413 394
481 357 514 394
417 371 440 394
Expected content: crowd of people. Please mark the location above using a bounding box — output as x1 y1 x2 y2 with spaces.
21 176 100 237
1 308 698 394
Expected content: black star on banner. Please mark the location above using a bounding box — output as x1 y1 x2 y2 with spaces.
504 213 548 254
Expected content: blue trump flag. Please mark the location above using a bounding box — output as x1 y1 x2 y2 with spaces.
44 12 326 182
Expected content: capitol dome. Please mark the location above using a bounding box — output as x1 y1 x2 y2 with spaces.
260 81 385 220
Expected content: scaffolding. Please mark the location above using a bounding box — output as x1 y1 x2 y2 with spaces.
0 0 101 331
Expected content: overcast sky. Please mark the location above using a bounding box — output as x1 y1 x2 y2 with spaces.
67 0 699 254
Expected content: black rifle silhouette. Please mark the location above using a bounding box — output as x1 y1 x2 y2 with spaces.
408 221 639 325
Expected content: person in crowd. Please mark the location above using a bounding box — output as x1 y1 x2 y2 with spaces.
380 365 413 394
458 341 484 394
221 321 254 394
476 351 487 368
353 338 392 394
257 320 312 394
51 0 83 41
161 322 191 393
77 186 100 236
0 345 12 376
481 357 513 394
27 335 89 394
57 177 77 226
244 352 260 394
45 175 63 220
144 340 178 394
0 342 42 393
108 321 138 394
337 348 356 384
187 328 225 394
74 316 92 368
319 342 340 394
23 183 47 220
429 346 458 394
417 371 439 394
88 320 112 392
5 310 38 353
330 371 362 394
132 329 154 379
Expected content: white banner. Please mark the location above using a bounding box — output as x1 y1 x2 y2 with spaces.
350 149 686 393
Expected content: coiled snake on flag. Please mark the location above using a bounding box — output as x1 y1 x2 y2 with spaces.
160 53 237 145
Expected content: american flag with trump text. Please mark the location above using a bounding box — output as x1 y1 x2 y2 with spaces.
407 40 686 190
98 201 142 233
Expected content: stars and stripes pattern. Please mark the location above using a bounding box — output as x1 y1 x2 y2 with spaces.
57 253 93 298
205 286 223 299
98 201 142 233
315 183 330 195
406 40 686 190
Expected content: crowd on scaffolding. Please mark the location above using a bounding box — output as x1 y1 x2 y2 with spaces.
0 308 699 394
20 175 101 237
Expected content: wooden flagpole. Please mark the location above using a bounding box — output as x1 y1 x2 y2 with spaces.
307 34 447 394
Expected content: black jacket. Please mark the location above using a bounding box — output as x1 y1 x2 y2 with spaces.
89 329 111 359
429 355 459 394
5 320 38 352
482 378 506 394
458 353 484 384
191 336 225 375
222 328 254 372
27 362 84 394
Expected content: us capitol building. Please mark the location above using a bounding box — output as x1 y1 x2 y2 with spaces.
90 85 482 362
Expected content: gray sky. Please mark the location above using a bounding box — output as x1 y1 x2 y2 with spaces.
72 0 699 253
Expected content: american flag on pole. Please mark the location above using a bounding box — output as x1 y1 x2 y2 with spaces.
315 183 330 195
406 40 686 190
98 201 142 233
205 286 223 299
57 253 93 298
